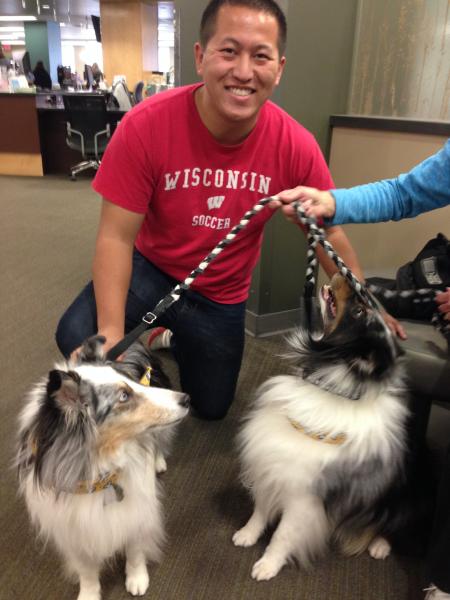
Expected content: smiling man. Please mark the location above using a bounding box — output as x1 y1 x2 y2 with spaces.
194 2 286 143
56 0 364 420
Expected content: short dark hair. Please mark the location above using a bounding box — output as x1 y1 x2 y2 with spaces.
200 0 287 56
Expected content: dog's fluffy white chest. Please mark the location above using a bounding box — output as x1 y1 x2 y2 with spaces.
23 445 164 563
238 375 407 503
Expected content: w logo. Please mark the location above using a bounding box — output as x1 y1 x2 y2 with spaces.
207 195 225 210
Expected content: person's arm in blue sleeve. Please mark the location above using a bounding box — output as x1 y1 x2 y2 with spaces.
332 138 450 224
272 138 450 224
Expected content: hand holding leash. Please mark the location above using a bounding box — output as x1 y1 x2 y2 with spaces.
107 196 449 361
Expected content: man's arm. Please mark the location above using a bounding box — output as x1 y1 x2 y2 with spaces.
268 203 407 339
92 199 145 353
315 224 364 281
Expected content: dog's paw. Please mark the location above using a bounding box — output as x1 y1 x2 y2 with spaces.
232 526 259 547
368 536 391 560
251 556 283 581
155 452 167 474
77 589 100 600
126 566 150 596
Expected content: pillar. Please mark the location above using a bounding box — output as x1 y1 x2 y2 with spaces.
24 21 61 84
99 0 158 90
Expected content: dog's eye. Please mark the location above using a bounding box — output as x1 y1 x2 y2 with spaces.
119 390 129 403
352 306 366 319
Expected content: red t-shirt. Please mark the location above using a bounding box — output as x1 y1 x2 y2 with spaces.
93 83 333 303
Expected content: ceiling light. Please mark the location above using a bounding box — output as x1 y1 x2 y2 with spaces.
0 26 25 32
0 16 37 21
42 4 50 8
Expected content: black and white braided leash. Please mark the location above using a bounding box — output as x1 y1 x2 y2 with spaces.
106 197 449 360
106 196 274 360
290 202 378 309
290 201 449 343
368 283 448 335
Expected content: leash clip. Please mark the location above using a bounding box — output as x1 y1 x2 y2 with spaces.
142 311 157 325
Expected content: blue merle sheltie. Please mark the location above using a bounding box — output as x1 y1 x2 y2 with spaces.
16 336 189 600
233 274 433 581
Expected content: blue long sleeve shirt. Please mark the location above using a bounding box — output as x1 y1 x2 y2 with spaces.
330 138 450 225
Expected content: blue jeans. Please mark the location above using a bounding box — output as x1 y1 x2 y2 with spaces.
56 249 246 420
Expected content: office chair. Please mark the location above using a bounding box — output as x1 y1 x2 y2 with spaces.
133 80 144 104
112 80 133 111
63 93 111 180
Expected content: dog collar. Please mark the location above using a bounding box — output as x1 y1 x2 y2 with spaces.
75 471 123 498
288 418 347 445
303 373 361 401
30 440 124 501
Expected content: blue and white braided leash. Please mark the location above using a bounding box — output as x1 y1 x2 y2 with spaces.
106 196 448 360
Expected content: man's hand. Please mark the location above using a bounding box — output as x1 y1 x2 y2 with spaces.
436 287 450 321
271 187 407 339
382 311 407 340
69 329 125 362
269 186 336 221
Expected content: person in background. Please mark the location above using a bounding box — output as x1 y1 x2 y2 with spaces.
0 48 10 68
32 60 52 90
273 138 450 600
56 0 367 422
91 62 104 85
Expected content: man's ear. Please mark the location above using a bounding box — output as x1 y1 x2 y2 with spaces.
194 42 205 76
275 56 286 86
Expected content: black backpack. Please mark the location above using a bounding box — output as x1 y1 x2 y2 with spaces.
396 232 450 291
367 233 450 321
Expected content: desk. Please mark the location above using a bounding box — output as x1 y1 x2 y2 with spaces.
0 92 126 176
0 93 43 176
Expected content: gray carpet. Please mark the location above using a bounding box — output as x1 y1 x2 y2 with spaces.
1 175 425 600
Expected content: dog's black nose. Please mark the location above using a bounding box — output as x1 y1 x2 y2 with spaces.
178 394 190 408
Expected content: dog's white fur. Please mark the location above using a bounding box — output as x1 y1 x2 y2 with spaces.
233 276 408 581
17 341 188 600
233 374 407 580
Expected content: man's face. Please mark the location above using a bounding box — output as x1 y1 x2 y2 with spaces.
195 5 285 139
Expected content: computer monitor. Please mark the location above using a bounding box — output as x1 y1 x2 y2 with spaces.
56 65 73 89
84 64 94 89
91 15 101 42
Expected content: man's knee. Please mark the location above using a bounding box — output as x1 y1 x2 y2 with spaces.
191 400 232 421
55 284 97 358
55 312 82 358
186 377 238 420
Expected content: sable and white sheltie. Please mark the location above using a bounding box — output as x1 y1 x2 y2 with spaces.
233 274 432 581
16 336 189 600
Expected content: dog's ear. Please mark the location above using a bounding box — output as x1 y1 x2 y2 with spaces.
77 335 107 363
47 369 81 406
